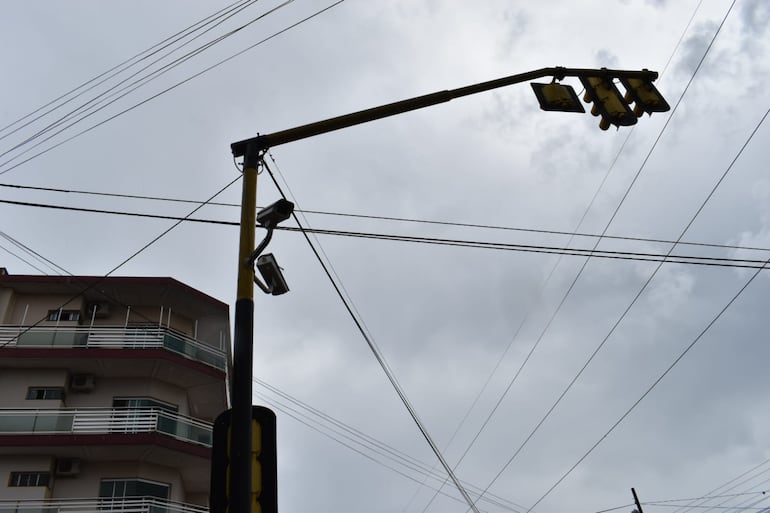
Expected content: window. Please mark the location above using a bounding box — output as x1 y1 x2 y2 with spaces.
99 478 169 499
26 387 65 400
47 310 80 321
8 472 50 487
112 397 178 412
112 397 179 434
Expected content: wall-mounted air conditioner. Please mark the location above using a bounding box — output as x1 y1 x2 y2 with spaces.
70 374 95 392
55 458 81 477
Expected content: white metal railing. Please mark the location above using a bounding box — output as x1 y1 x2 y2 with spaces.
0 496 209 513
0 326 226 370
0 408 212 447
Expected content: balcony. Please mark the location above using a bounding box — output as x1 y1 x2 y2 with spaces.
0 326 226 371
0 408 212 447
0 497 209 513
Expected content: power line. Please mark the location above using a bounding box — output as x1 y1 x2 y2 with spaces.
474 4 745 510
0 0 294 167
260 157 482 513
3 197 769 270
0 0 254 138
0 241 48 275
528 108 768 513
669 459 770 513
688 473 770 513
594 492 770 513
0 0 261 150
0 1 346 177
0 174 242 349
3 181 769 255
0 230 67 275
529 252 768 512
252 377 526 512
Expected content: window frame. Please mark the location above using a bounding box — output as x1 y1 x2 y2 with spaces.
8 471 51 488
47 309 81 322
26 386 66 400
98 478 170 499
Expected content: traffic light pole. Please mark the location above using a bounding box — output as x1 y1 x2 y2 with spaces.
228 65 665 513
230 67 658 157
231 143 260 513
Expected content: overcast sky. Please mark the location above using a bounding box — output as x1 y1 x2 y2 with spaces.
2 1 770 512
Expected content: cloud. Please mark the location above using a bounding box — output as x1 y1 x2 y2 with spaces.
673 20 718 78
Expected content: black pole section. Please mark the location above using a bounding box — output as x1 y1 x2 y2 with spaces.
231 298 254 513
230 66 659 157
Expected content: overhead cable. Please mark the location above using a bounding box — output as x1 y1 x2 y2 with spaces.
2 197 768 270
0 174 241 349
0 1 346 177
259 158 483 513
3 181 769 254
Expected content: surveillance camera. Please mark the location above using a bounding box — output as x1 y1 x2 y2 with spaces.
256 253 289 296
257 199 294 227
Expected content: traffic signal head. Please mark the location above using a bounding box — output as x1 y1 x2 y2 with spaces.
618 76 670 117
210 406 278 513
579 75 637 130
531 82 586 113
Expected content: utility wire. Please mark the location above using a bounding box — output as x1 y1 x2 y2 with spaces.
593 492 770 513
0 1 346 177
691 474 770 513
648 492 770 507
0 241 48 275
260 158 482 513
0 174 242 349
528 113 765 513
669 459 770 513
528 252 769 512
265 150 511 513
254 389 499 512
0 0 253 138
266 151 424 467
3 198 769 270
594 486 767 513
414 2 714 507
252 377 525 512
0 0 293 166
3 181 768 254
0 0 261 151
473 4 743 510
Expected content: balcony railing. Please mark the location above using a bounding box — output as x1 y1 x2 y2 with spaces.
0 326 226 371
0 408 212 447
0 497 209 513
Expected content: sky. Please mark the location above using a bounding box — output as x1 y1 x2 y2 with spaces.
1 1 770 512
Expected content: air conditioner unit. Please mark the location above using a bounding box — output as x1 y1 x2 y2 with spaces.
55 458 81 477
87 302 111 318
70 374 95 392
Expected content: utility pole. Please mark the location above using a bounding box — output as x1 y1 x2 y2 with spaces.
230 142 260 513
225 66 669 513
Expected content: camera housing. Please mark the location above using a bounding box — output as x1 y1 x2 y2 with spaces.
257 199 294 227
256 253 289 296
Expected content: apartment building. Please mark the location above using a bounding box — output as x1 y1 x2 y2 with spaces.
0 270 231 513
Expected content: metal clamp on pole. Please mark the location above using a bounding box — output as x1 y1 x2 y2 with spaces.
249 199 294 296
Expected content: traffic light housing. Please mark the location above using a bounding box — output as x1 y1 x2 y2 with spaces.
618 75 671 117
579 75 637 131
210 406 277 513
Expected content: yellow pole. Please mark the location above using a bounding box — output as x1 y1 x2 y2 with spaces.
231 146 259 513
237 162 258 300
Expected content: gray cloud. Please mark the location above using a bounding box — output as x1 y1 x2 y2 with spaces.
2 2 770 513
